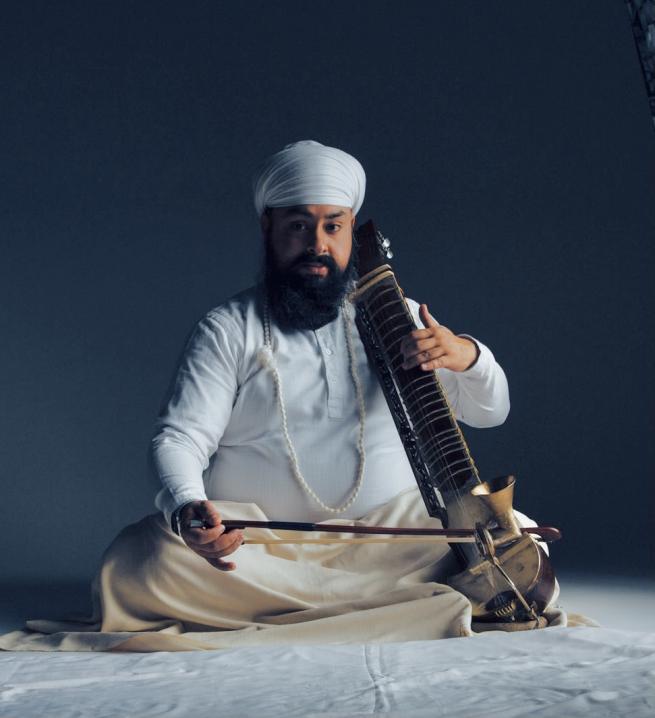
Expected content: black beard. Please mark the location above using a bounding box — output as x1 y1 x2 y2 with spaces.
263 243 357 332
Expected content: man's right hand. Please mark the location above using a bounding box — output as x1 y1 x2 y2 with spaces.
179 500 244 571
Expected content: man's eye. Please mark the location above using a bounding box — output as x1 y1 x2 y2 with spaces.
326 224 341 232
290 222 306 231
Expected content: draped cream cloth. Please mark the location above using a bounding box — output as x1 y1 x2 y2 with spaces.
0 488 570 653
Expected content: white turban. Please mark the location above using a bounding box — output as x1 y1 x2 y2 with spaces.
252 140 366 216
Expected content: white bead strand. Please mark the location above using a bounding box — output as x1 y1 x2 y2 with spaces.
259 299 366 514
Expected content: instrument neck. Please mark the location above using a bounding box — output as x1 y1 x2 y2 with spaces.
353 269 481 506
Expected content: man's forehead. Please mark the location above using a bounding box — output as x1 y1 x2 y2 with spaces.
275 205 352 220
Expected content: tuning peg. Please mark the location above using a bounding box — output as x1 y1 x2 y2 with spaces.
374 230 393 260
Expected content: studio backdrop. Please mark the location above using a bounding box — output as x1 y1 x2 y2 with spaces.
1 0 653 582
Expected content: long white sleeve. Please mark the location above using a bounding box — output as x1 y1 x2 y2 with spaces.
404 298 510 428
151 311 243 523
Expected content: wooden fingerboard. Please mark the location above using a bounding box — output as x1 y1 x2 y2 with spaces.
353 222 480 519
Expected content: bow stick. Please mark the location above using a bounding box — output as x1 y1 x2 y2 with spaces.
187 519 562 545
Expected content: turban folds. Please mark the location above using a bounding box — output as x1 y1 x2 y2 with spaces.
252 140 366 216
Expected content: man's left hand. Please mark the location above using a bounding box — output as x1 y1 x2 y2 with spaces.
400 304 478 373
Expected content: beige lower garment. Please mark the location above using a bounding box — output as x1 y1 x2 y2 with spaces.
0 488 573 652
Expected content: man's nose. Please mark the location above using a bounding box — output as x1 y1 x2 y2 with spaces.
306 228 329 255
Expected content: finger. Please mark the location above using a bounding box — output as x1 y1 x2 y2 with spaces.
419 303 439 329
216 530 245 556
402 327 435 346
401 336 439 360
197 500 222 528
403 347 447 370
399 332 438 360
206 557 237 572
182 500 224 541
196 545 241 563
188 540 243 558
401 345 438 369
184 524 226 547
193 530 244 556
420 356 448 371
400 327 448 354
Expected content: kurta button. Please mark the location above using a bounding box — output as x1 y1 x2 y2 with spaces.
325 347 333 356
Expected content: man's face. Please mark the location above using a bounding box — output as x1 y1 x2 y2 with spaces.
262 204 355 277
261 204 357 331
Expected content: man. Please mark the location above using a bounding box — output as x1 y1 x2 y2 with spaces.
152 139 509 571
1 140 517 652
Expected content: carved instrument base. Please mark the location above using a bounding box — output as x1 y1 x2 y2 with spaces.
447 533 555 623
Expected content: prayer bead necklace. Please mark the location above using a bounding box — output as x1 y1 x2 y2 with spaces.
259 298 366 513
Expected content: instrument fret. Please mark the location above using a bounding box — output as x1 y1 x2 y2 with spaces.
356 277 478 495
411 406 458 431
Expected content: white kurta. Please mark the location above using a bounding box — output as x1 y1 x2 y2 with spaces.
151 286 510 524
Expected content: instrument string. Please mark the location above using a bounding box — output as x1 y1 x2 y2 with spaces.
361 283 473 523
363 276 487 533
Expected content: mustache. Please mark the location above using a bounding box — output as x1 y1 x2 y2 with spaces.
290 253 338 271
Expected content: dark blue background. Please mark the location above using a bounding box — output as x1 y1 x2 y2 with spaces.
2 1 653 581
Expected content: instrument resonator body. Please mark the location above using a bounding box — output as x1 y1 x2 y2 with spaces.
352 220 558 628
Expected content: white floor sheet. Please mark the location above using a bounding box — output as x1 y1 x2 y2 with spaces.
1 576 654 717
1 627 654 717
